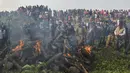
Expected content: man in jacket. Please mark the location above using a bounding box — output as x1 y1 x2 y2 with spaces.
114 20 126 52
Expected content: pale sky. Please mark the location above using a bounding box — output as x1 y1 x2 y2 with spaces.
0 0 130 11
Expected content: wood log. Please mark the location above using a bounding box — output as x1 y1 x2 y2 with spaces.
9 56 22 70
47 53 62 64
0 47 8 58
80 64 88 73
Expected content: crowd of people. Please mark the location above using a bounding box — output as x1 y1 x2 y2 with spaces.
0 5 130 55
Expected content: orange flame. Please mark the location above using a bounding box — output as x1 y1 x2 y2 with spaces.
84 46 92 54
12 40 24 52
67 53 71 57
63 53 71 57
34 40 41 54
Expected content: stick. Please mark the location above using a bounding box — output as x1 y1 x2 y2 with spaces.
80 64 88 73
47 53 62 64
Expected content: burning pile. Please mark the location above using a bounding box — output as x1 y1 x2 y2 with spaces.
12 40 24 52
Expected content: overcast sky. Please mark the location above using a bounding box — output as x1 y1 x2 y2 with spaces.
0 0 130 11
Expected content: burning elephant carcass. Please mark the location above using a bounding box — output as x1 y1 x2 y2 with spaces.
2 39 44 67
0 40 25 72
44 44 94 73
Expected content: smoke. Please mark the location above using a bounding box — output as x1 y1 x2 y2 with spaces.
0 0 20 11
6 12 51 52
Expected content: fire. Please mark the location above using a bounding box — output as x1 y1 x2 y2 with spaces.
67 53 71 57
63 53 71 57
12 40 24 52
84 46 92 54
33 40 41 54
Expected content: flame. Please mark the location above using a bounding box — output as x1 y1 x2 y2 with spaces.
84 46 92 54
67 53 71 57
12 40 24 52
63 53 71 57
34 40 41 54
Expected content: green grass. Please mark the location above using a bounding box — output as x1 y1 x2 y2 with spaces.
91 47 130 73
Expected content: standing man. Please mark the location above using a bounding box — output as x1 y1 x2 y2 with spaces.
0 24 3 50
2 24 8 47
125 21 130 55
114 20 126 52
51 19 57 39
